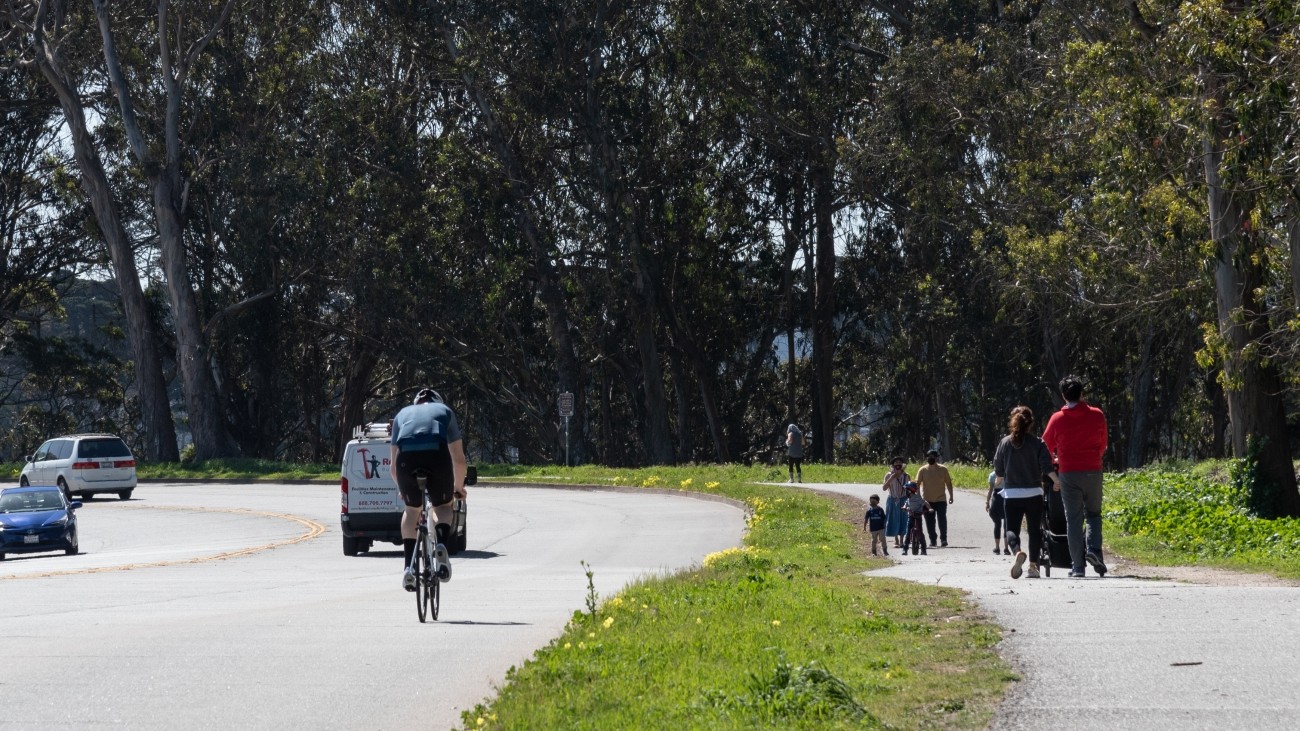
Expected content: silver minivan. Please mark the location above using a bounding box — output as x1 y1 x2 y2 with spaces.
20 434 138 500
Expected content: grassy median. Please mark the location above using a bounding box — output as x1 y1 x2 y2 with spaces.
459 465 1012 730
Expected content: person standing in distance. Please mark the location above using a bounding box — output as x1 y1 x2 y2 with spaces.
1042 375 1108 578
391 388 467 591
915 449 955 546
785 423 804 483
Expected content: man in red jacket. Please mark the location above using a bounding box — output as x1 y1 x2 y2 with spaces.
1042 375 1108 578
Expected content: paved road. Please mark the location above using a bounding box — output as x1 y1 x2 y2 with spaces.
0 483 745 730
782 481 1300 731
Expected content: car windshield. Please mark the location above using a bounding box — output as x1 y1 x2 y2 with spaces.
77 438 132 459
0 491 66 513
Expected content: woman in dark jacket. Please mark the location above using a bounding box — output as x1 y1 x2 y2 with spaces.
993 406 1055 579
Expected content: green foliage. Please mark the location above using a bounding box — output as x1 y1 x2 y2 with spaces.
699 654 878 727
1106 464 1300 578
1229 436 1289 520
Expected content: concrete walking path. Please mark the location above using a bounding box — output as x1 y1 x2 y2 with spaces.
779 480 1300 731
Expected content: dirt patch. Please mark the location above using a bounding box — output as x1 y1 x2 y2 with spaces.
1109 557 1300 587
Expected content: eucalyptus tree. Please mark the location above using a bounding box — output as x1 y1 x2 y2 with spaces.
1077 0 1300 512
426 0 594 465
5 0 178 461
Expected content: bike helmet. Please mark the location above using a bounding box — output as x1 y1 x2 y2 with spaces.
413 387 443 404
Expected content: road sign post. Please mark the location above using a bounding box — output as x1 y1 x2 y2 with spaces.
558 392 574 467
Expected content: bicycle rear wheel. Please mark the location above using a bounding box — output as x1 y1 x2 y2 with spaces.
415 532 429 623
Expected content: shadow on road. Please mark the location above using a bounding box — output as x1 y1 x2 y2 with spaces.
436 620 530 626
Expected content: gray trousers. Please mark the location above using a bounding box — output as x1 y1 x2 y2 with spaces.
1059 471 1103 571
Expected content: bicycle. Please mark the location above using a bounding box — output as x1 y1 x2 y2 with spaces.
412 473 444 623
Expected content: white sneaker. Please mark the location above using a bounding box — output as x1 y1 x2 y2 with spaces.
1026 564 1040 579
1010 551 1027 579
434 544 452 582
402 567 416 592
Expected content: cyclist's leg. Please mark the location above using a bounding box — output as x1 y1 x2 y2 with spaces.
424 445 456 536
393 451 427 572
424 446 456 580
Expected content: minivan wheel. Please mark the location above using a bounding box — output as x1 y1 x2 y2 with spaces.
19 475 29 487
118 489 133 500
57 477 71 500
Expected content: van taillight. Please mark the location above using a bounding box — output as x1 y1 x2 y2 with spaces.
114 459 136 468
72 461 99 470
340 477 349 514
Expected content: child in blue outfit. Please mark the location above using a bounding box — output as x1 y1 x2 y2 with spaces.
863 494 888 556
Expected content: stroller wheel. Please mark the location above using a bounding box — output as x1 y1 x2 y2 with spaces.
1043 564 1051 577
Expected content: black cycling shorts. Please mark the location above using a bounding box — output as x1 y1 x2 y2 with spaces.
393 446 454 508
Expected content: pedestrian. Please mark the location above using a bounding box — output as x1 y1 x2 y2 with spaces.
993 405 1054 579
1042 375 1109 578
915 449 955 547
984 469 1009 555
785 423 804 483
882 456 910 548
863 494 888 556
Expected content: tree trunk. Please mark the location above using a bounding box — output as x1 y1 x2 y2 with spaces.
1126 322 1156 469
668 353 692 462
152 181 239 460
30 27 178 463
1289 195 1300 313
1203 109 1300 516
337 345 379 459
810 155 837 462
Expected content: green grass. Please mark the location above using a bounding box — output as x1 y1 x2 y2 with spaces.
1105 461 1300 580
480 461 993 491
135 458 337 481
458 468 1012 730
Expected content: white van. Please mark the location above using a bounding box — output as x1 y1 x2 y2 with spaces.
339 422 403 556
339 422 470 556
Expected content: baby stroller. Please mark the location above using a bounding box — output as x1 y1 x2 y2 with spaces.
1038 468 1071 576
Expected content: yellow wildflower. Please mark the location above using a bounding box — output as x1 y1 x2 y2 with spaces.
603 616 615 629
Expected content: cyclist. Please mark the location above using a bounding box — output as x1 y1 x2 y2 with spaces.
391 388 467 591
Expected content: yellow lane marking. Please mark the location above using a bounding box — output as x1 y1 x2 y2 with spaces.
1 504 327 580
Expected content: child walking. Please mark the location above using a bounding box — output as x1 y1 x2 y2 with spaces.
863 494 888 556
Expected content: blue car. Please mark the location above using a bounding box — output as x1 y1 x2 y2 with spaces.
0 485 81 561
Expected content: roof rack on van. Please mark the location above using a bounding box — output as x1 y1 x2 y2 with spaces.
353 422 392 440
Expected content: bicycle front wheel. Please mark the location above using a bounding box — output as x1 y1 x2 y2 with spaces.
415 533 429 623
428 571 440 620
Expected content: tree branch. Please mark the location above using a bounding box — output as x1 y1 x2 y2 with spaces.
1126 0 1160 42
91 0 154 169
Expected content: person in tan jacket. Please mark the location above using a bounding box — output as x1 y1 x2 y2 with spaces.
915 449 955 547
